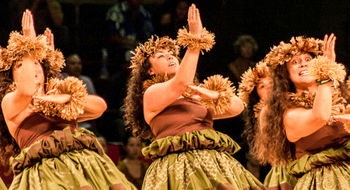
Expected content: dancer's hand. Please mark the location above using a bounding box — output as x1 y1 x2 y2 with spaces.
188 85 219 100
331 114 350 123
44 28 55 50
22 9 36 38
33 93 71 104
188 4 202 37
323 33 336 62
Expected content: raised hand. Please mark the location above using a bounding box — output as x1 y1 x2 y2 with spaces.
188 4 202 37
44 28 55 50
322 33 336 62
187 85 219 100
22 9 36 38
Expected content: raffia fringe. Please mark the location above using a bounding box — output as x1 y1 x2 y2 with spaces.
308 56 346 86
177 27 215 54
0 31 65 73
199 75 236 115
33 77 88 120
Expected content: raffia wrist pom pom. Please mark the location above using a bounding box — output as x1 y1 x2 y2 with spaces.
344 106 350 133
177 27 215 54
199 75 236 115
343 124 350 133
308 56 346 86
33 77 88 120
44 49 66 75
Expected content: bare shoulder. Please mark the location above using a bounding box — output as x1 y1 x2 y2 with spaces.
2 92 34 136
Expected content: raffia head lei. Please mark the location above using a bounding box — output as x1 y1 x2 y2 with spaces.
0 31 65 74
129 35 179 71
238 60 270 106
264 36 323 69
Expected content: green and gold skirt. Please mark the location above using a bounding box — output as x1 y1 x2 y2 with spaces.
0 178 6 190
288 139 350 190
264 166 296 190
142 129 265 190
9 127 136 190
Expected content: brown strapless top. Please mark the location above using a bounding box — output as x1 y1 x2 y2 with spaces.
294 121 350 158
14 112 77 149
150 98 214 140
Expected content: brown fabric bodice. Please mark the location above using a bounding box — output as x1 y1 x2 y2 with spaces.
294 121 350 158
14 112 77 150
150 98 214 140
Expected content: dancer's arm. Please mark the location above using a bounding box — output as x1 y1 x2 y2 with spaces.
284 82 333 142
78 95 107 121
284 34 336 142
144 4 202 123
187 85 244 119
32 92 107 122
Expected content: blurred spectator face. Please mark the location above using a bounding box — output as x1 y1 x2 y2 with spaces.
176 1 189 21
66 54 82 77
240 42 254 59
125 137 142 159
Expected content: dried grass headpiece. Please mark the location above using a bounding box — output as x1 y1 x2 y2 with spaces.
264 36 323 69
129 36 179 70
238 61 270 106
0 31 65 73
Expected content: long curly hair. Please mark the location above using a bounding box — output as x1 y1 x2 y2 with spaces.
123 58 154 141
254 64 296 165
241 87 259 151
0 59 60 161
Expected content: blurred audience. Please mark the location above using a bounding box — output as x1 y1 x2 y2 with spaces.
63 54 97 95
63 54 98 130
117 135 149 189
156 0 189 38
227 34 258 83
106 0 154 74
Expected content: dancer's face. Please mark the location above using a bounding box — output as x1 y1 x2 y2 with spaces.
286 53 315 88
125 137 142 159
256 76 272 101
148 49 179 76
12 55 45 92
